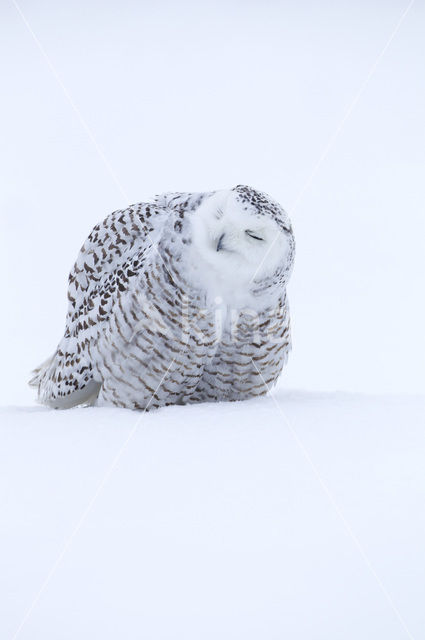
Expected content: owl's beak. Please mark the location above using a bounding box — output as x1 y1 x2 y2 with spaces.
216 233 225 252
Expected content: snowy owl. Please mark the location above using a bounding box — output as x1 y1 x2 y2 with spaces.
30 186 295 410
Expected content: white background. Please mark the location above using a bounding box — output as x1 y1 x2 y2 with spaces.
1 2 424 640
1 0 424 404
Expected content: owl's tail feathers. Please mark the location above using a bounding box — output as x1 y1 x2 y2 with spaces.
29 353 101 409
29 354 55 388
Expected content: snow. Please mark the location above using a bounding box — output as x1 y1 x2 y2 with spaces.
1 392 425 639
1 0 425 637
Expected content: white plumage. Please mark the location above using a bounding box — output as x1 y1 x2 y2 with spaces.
30 185 295 410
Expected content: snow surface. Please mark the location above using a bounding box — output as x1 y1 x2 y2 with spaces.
1 1 425 638
1 391 425 639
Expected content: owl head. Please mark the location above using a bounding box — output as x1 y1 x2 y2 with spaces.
189 185 295 291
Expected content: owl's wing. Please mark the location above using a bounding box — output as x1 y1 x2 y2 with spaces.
66 202 164 332
31 202 167 408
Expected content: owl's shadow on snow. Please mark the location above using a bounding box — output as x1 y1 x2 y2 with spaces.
6 389 368 416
